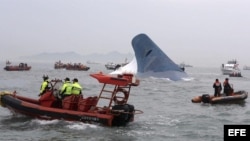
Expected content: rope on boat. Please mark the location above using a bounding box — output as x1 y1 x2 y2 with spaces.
0 91 14 106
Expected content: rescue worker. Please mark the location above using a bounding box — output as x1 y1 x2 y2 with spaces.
39 75 50 96
213 78 222 97
60 77 73 99
71 78 82 95
223 78 233 96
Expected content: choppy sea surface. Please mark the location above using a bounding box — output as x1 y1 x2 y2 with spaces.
0 62 250 141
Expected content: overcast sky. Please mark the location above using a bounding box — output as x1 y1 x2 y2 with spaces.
1 0 250 67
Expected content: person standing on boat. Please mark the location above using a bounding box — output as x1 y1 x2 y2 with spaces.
39 75 50 96
223 78 233 96
213 79 222 97
71 78 82 95
60 77 73 99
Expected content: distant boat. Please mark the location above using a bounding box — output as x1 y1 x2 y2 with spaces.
65 63 90 71
105 59 128 70
54 60 67 69
243 65 250 70
54 61 90 71
179 62 193 71
221 59 240 75
105 62 126 70
4 61 31 71
179 62 193 68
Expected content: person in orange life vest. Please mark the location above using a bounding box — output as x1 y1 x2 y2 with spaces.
60 77 73 99
39 75 50 96
223 78 233 96
213 78 222 97
71 78 82 95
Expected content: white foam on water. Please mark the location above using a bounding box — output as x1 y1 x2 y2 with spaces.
32 119 60 125
66 122 99 130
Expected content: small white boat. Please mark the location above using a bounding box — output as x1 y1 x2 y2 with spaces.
105 62 123 70
105 60 128 70
221 59 240 75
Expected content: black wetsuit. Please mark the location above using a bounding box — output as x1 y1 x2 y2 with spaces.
223 82 232 96
213 82 222 97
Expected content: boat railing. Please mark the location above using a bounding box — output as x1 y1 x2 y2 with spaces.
97 84 129 106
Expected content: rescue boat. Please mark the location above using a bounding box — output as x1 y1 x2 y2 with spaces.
191 90 248 104
0 73 142 127
4 62 31 71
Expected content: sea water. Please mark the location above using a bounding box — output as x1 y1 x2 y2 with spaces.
0 62 250 141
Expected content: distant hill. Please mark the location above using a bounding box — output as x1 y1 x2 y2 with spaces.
18 51 134 64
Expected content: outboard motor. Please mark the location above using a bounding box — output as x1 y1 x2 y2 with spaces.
126 104 135 122
112 104 129 126
201 94 210 103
